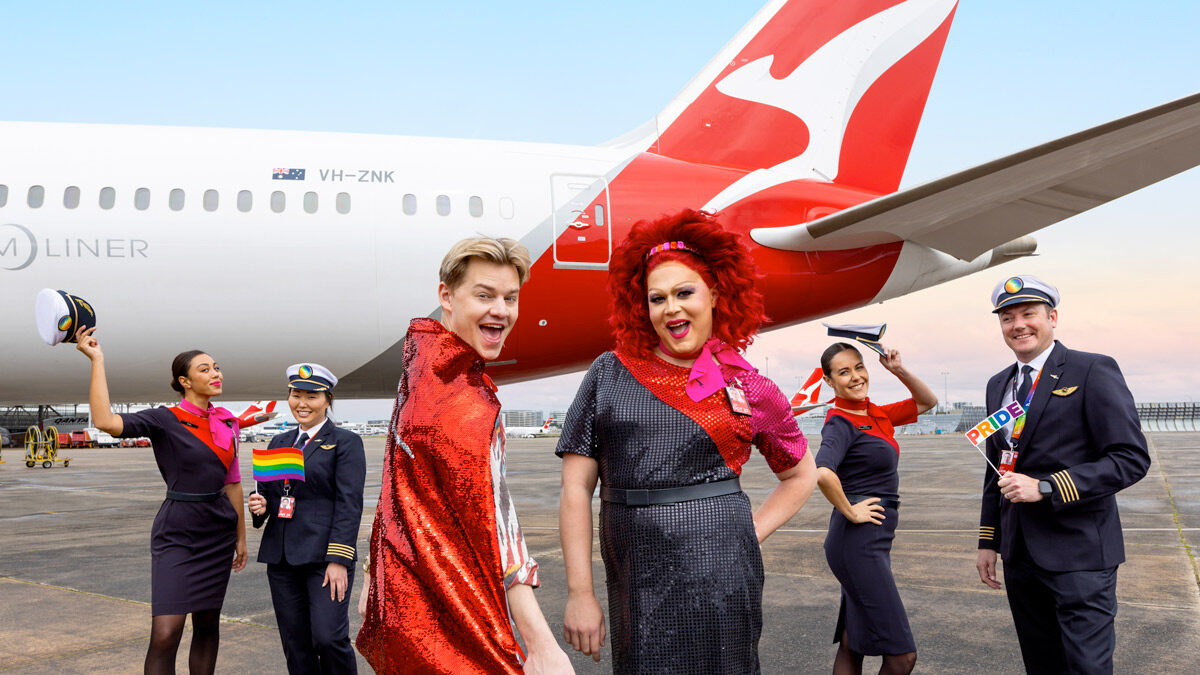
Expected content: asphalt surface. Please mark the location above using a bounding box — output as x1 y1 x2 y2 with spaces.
1 433 1197 673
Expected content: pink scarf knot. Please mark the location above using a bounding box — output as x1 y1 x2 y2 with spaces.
178 399 237 451
685 338 754 402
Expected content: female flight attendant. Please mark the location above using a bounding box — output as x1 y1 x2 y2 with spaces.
75 327 246 675
815 343 937 675
248 363 366 674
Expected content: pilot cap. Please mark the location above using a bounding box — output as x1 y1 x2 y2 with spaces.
286 363 338 391
991 275 1059 313
34 289 97 346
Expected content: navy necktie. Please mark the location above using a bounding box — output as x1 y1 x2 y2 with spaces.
296 432 309 449
1016 365 1035 405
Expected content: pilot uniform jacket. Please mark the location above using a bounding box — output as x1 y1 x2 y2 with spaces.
978 341 1150 571
253 424 366 567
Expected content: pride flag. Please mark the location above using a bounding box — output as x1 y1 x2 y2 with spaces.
252 447 305 482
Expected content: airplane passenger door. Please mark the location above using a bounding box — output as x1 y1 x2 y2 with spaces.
551 174 611 269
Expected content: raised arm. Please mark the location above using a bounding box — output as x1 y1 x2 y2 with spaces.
879 348 938 413
75 326 123 436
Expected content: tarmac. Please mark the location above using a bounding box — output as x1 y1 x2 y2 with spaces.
1 432 1198 674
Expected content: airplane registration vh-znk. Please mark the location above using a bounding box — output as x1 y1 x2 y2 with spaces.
3 0 1199 404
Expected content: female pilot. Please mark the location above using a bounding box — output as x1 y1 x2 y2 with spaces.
248 363 366 674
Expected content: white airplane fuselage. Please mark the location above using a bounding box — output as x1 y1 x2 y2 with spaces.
5 0 1197 405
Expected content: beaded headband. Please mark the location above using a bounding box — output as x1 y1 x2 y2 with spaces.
644 240 702 263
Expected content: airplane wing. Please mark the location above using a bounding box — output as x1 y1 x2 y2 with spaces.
750 91 1200 260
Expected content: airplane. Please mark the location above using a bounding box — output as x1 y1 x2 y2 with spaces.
506 419 556 439
791 368 827 415
3 0 1199 404
236 400 279 429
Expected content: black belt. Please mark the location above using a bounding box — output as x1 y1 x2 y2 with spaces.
845 493 900 510
600 478 741 506
165 489 225 502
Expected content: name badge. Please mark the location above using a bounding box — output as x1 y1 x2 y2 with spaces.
726 383 751 416
277 496 296 519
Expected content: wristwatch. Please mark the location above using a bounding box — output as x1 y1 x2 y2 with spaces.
1038 480 1054 498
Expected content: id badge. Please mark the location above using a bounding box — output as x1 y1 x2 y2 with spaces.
277 495 296 519
726 383 751 416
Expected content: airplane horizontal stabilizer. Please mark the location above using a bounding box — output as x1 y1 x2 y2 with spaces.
750 91 1200 260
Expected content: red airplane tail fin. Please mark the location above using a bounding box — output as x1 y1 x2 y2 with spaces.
237 400 280 428
638 0 957 207
791 367 825 413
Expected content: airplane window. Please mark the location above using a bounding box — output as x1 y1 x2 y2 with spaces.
99 187 116 209
28 185 45 208
169 189 185 211
304 192 318 214
336 192 350 214
499 197 514 219
135 188 151 211
469 196 483 218
204 190 219 212
237 190 252 212
594 204 605 227
436 195 450 216
64 186 81 209
0 184 6 207
271 191 285 213
402 193 417 215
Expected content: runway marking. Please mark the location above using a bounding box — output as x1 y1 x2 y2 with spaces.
0 576 273 629
1149 436 1200 593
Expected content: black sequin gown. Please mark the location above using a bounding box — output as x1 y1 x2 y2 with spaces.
557 351 806 674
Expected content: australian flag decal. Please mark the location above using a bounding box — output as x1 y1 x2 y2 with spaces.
272 168 306 180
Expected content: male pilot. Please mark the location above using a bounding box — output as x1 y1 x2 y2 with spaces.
975 275 1150 674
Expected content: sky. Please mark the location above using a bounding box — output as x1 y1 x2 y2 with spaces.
5 1 1198 422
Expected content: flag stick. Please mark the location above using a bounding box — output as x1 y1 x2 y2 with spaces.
970 441 1002 477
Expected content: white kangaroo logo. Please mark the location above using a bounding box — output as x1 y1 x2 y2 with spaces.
703 0 958 213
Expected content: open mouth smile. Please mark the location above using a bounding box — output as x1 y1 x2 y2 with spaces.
666 320 690 339
479 323 506 344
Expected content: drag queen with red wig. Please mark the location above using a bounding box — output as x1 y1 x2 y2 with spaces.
557 210 819 674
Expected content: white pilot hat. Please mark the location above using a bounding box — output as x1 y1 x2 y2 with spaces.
286 363 338 391
34 289 97 346
991 275 1060 313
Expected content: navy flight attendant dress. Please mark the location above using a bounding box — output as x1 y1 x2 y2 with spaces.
118 405 240 615
817 398 918 656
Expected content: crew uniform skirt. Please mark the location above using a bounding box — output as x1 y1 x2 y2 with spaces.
150 496 239 616
823 506 915 655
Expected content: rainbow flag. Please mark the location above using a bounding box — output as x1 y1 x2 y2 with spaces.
252 447 305 482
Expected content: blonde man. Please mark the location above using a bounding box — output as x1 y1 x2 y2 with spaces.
357 237 573 674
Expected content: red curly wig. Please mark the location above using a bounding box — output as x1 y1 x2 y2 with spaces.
608 209 765 355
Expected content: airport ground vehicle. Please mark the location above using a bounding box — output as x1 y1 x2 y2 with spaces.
24 426 70 468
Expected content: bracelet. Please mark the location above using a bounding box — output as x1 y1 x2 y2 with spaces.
362 552 371 575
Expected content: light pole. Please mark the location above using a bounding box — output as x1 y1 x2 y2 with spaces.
941 371 950 413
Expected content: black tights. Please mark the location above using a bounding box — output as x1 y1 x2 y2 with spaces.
144 610 221 675
832 630 917 675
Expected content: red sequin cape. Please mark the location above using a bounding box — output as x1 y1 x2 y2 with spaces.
355 318 522 674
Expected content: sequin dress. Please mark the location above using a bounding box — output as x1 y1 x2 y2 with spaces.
557 349 807 674
356 318 537 675
817 399 918 656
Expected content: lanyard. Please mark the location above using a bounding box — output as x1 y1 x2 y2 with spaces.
1009 369 1041 442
